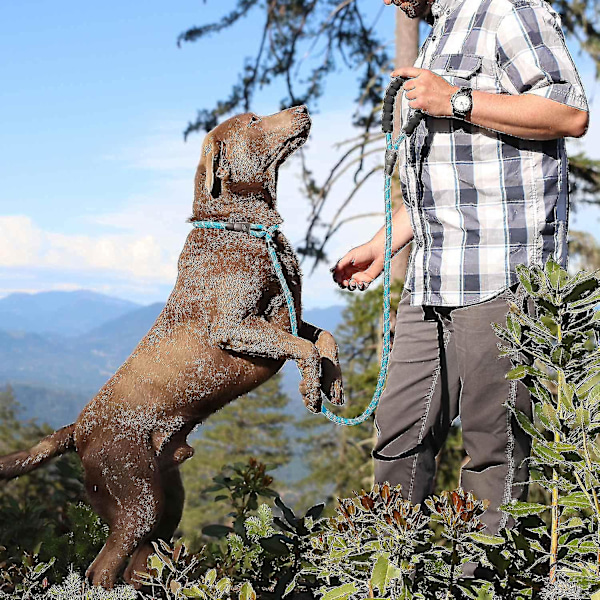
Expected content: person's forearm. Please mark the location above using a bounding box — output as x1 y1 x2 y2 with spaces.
466 91 589 140
393 67 589 142
369 202 415 256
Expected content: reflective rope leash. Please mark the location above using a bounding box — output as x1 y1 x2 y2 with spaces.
320 78 423 426
192 77 422 426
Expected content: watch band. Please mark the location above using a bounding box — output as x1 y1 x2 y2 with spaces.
451 87 473 119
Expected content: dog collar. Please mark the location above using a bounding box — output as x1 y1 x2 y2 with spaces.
192 220 279 240
191 220 296 334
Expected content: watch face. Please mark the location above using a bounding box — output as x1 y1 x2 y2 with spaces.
455 95 471 112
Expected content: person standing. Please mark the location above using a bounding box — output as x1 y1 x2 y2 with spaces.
332 0 589 535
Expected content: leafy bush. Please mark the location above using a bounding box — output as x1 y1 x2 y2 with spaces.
5 261 600 599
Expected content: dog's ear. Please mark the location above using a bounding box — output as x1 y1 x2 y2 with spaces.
202 135 227 198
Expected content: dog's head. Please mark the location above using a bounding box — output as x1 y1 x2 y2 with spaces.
192 106 311 221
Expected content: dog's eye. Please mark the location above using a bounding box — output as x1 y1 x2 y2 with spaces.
248 115 261 126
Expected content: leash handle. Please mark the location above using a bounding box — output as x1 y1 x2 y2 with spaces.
381 76 424 137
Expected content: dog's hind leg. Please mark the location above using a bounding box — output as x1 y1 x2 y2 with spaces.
299 322 344 406
83 437 165 589
123 466 185 588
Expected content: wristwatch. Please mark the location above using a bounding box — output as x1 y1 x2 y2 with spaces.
451 87 473 119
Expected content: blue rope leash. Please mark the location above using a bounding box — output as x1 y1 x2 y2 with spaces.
319 130 406 426
193 77 420 426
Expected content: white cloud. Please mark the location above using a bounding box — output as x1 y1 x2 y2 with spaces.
0 215 177 282
0 215 43 267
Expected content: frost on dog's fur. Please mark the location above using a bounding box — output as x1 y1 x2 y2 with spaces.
0 106 344 590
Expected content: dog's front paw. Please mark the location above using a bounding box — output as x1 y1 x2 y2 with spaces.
299 377 321 413
315 331 344 406
320 357 344 406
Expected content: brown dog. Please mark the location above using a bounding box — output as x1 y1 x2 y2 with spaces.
0 105 344 589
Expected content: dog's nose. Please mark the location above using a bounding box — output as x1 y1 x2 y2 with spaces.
293 105 308 115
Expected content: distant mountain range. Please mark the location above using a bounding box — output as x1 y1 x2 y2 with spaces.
0 290 140 337
0 290 345 428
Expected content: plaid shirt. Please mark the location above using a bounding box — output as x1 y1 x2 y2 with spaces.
399 0 589 306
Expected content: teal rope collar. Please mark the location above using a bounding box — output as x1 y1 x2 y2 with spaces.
192 220 298 336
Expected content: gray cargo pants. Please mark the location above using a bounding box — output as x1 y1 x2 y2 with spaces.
372 284 532 534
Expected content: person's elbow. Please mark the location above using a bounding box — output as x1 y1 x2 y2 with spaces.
567 108 589 138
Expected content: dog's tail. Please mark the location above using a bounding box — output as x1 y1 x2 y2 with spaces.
0 423 76 480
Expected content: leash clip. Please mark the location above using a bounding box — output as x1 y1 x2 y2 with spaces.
225 222 253 233
384 148 398 177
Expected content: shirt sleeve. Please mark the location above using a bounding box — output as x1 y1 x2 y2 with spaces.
495 0 588 111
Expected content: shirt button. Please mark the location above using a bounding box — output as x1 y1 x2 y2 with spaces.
431 35 437 41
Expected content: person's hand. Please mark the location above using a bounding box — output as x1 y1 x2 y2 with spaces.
392 67 458 118
330 242 384 291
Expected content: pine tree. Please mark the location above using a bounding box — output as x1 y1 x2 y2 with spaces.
0 385 87 561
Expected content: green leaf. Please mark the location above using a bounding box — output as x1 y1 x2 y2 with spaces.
239 582 256 600
516 264 536 295
468 532 505 546
283 573 298 598
560 382 575 411
513 408 545 441
558 492 591 510
545 258 563 289
542 403 561 430
501 501 548 518
568 290 600 310
148 554 164 578
540 314 558 335
182 586 207 598
586 382 600 405
259 536 290 556
563 276 600 302
275 496 298 527
205 569 217 586
507 313 521 340
576 407 591 428
551 346 570 367
305 503 325 520
216 578 232 595
370 553 402 595
507 366 527 380
532 439 563 464
321 583 358 600
202 524 235 538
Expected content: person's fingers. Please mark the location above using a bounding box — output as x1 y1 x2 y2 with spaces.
392 66 423 79
331 254 356 284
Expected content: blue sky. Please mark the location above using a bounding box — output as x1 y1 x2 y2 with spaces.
0 1 598 309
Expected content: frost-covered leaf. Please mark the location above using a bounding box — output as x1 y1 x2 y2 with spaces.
557 492 591 510
513 408 546 441
500 501 548 517
468 532 505 546
321 583 358 600
239 581 256 600
370 553 401 595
